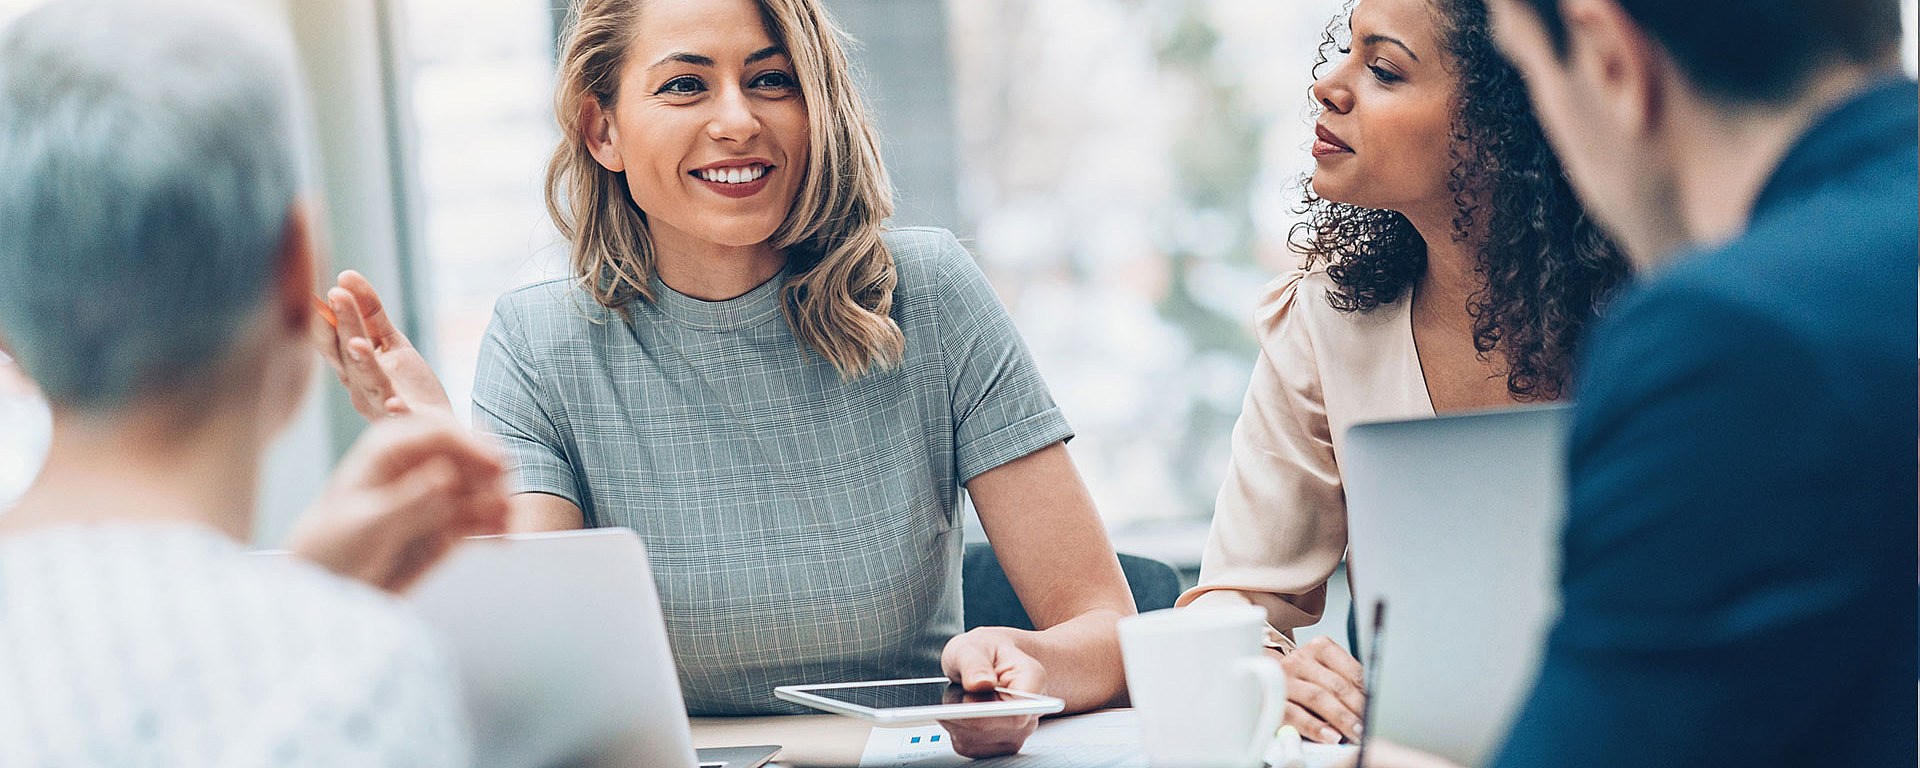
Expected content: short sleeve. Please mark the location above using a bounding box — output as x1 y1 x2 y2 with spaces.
1176 269 1348 650
471 297 580 507
932 235 1075 485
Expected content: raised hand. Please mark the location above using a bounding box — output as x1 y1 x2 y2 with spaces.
308 270 452 420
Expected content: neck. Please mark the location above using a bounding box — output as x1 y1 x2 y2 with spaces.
1 395 264 543
1403 206 1483 316
1661 64 1891 264
649 224 787 302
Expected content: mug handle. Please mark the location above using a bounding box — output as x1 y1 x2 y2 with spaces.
1233 655 1288 767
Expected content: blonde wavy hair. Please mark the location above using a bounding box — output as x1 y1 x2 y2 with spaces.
546 0 904 378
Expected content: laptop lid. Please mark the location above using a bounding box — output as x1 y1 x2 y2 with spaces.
407 528 702 768
1341 405 1571 765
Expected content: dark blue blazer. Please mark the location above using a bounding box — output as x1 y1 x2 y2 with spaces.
1492 78 1919 768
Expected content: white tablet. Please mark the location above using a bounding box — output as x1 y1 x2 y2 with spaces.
773 678 1066 724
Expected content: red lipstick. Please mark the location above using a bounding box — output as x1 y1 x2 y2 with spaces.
1313 123 1353 157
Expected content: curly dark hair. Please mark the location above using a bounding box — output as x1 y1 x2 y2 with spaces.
1291 0 1629 401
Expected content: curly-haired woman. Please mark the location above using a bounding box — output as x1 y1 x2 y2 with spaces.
310 0 1132 755
1174 0 1630 745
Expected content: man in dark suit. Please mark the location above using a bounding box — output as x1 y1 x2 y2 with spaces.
1360 1 1916 766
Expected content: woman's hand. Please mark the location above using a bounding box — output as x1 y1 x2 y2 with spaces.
937 628 1046 758
308 270 452 420
1280 635 1368 744
288 415 509 593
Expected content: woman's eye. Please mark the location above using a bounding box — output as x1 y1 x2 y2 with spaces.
750 71 796 90
658 76 705 95
1368 63 1402 84
1335 46 1352 55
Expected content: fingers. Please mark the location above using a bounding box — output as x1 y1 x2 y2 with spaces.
1288 672 1363 742
1307 635 1367 691
1283 638 1366 743
367 457 463 592
987 643 1045 696
939 714 1038 758
326 288 398 419
1297 637 1367 718
337 270 405 348
347 418 505 488
1284 700 1345 745
1284 689 1349 744
306 299 346 375
943 637 1001 692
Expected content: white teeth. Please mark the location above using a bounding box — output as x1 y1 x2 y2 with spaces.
698 165 767 184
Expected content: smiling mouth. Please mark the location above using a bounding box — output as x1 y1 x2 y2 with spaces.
690 164 771 184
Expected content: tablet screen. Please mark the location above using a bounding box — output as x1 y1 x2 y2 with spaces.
805 681 1002 710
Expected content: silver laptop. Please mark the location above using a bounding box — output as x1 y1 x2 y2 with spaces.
1341 405 1572 766
407 528 779 768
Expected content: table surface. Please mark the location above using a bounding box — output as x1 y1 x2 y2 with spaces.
691 709 1358 768
690 713 879 767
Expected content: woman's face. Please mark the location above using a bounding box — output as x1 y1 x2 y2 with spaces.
1309 0 1458 217
586 0 810 253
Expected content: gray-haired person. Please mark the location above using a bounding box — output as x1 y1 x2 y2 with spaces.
0 2 510 765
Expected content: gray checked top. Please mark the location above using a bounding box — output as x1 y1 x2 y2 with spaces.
471 227 1073 714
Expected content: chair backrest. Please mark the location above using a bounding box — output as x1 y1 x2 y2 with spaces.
961 542 1183 631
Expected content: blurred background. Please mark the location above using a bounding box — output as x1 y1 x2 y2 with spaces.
1 0 1917 583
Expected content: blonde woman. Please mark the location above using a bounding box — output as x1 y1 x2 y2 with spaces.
313 0 1132 754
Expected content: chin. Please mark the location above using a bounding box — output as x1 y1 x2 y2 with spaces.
1310 174 1364 207
696 219 786 248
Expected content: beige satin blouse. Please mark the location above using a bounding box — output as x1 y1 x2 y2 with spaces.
1175 268 1433 651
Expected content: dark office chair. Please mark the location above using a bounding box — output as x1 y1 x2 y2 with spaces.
961 541 1184 631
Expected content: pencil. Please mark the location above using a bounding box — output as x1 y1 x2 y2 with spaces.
312 293 338 329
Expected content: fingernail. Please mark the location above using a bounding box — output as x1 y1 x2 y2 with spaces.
349 347 364 362
1322 728 1341 743
1353 722 1364 736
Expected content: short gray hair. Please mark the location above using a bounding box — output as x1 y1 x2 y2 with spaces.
0 0 306 409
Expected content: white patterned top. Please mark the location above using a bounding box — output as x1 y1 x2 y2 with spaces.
0 523 470 767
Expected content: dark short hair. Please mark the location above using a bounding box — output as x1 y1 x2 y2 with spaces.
1514 0 1903 102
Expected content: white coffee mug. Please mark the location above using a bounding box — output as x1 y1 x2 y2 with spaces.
1119 605 1287 768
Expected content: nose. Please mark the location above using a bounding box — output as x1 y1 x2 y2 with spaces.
1311 67 1353 115
706 84 762 144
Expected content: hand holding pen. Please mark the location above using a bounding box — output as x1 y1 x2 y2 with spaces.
309 270 454 421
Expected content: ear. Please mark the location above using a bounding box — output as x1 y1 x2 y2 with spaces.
273 199 319 335
1560 0 1667 140
581 97 625 173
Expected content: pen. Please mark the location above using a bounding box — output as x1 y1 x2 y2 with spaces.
1353 601 1386 768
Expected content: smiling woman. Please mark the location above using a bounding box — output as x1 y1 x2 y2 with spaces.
550 0 899 377
312 0 1135 756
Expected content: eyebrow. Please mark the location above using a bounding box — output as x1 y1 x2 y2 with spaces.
1360 33 1420 62
649 46 787 72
